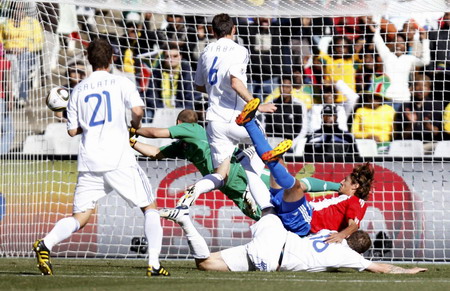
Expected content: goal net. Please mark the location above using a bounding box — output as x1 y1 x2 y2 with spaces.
0 0 449 262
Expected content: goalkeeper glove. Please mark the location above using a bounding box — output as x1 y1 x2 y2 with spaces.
130 138 137 148
129 127 138 138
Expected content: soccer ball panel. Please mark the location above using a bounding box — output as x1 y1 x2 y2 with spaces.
46 86 69 112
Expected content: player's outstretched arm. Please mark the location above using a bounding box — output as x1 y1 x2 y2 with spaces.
366 262 428 274
135 127 171 139
131 140 165 160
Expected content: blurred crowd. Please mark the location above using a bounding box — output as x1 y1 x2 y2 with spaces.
1 2 450 158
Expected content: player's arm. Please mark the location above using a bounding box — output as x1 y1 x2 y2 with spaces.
230 75 276 113
325 219 358 244
135 127 171 138
131 140 165 160
366 262 427 274
130 105 144 129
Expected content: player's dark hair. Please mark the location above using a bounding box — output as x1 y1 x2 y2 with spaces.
347 230 372 254
177 109 198 124
212 13 234 38
87 38 113 71
351 162 374 201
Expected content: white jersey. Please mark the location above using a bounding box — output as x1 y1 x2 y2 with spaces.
67 70 144 172
280 230 372 272
195 37 249 123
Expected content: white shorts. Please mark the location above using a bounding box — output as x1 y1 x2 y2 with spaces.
206 121 252 168
221 214 287 272
73 164 154 213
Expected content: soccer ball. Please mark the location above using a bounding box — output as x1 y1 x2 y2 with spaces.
46 86 70 112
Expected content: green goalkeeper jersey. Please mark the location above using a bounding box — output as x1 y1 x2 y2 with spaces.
160 123 267 220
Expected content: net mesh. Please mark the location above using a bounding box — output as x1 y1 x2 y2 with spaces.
0 0 449 262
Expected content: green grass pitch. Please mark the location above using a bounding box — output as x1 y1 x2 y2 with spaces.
0 258 449 291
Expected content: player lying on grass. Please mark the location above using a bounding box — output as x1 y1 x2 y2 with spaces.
129 109 265 220
233 98 374 242
161 207 427 274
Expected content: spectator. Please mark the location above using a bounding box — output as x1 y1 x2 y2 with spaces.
116 21 156 76
143 43 199 122
160 14 197 62
0 44 13 154
281 17 333 68
315 35 357 103
307 84 349 135
264 71 313 110
240 17 282 100
67 64 86 94
428 12 450 101
394 74 443 153
351 92 395 143
401 19 425 58
444 101 450 140
3 2 44 107
305 104 357 161
373 26 430 110
264 76 304 140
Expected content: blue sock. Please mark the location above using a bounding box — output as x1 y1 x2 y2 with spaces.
244 119 295 189
244 119 272 156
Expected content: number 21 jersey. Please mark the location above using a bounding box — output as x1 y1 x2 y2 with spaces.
67 71 144 172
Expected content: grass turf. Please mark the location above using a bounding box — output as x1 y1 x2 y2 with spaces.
0 258 449 291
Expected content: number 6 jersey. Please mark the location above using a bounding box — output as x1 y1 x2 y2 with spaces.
195 37 250 123
67 70 144 172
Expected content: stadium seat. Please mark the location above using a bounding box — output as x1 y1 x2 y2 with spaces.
355 139 379 157
388 140 424 157
44 123 79 155
151 108 183 128
433 141 450 157
22 135 54 154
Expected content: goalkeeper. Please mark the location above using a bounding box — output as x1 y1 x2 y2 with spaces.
129 109 267 220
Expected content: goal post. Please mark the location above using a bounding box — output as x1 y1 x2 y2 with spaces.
0 0 449 262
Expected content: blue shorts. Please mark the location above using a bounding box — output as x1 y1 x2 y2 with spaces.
270 187 312 236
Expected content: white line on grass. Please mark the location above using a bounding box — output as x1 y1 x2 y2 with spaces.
8 273 450 283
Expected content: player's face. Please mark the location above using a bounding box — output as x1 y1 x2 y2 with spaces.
339 175 358 196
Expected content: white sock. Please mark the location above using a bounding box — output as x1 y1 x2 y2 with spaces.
144 209 162 269
43 216 80 251
177 213 210 259
245 170 274 210
193 173 224 197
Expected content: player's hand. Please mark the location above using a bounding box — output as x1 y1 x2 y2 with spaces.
130 138 137 148
129 127 138 139
258 103 277 113
325 232 346 244
408 267 428 274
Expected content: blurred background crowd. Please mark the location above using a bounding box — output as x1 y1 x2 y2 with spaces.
1 1 450 159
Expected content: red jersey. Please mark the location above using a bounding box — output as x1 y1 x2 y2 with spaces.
309 194 367 234
0 57 11 99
